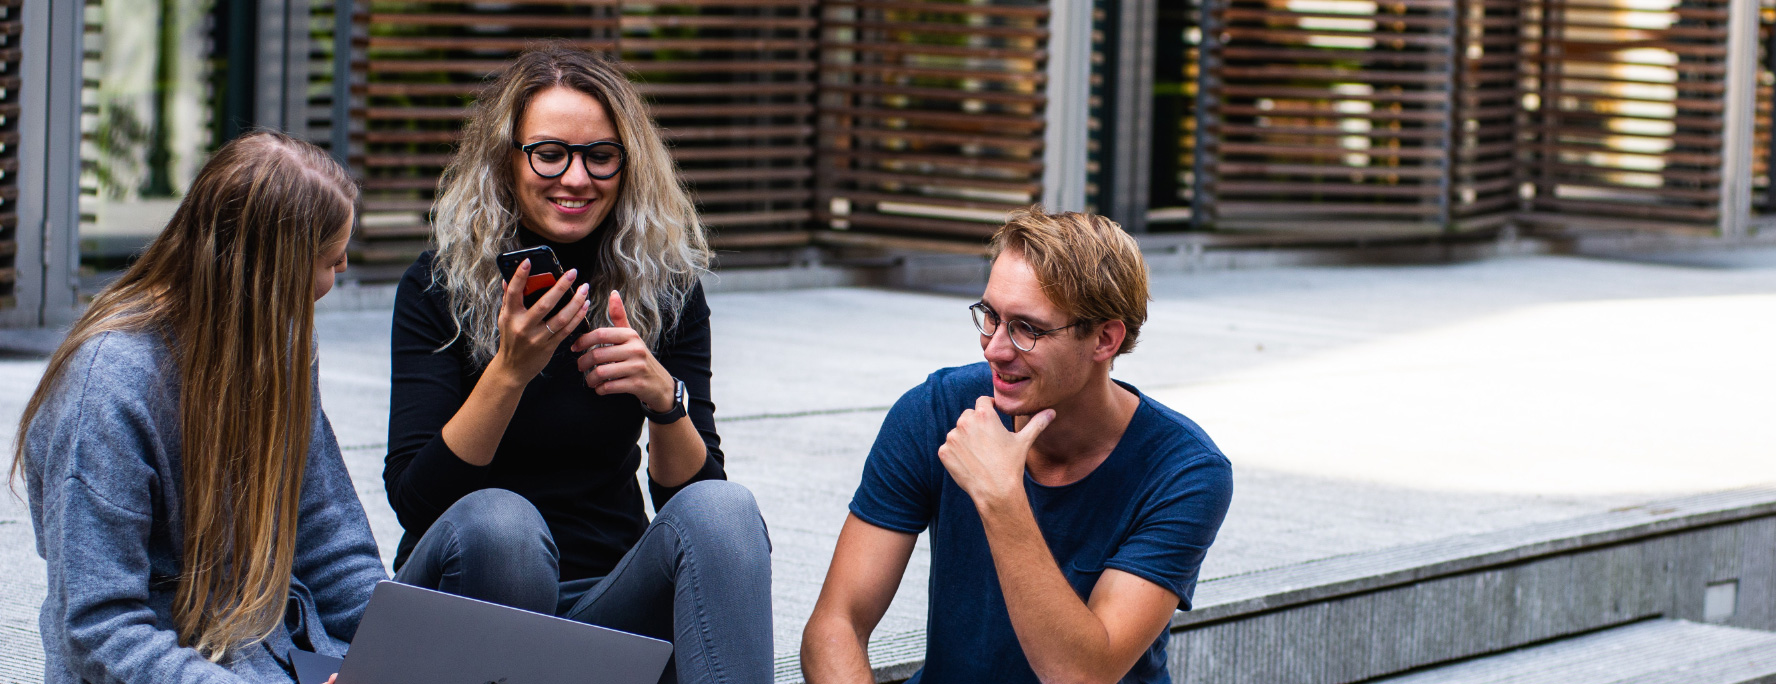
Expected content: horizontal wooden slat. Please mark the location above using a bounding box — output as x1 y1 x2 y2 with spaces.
1217 142 1446 160
821 106 1043 130
821 150 1045 174
619 15 818 29
1215 161 1447 179
670 145 812 161
369 13 617 28
823 19 1046 39
836 169 1042 193
1533 197 1718 221
841 127 1045 150
683 167 816 183
1214 201 1441 217
664 125 815 141
840 210 1003 238
620 38 816 52
1215 181 1443 197
701 209 814 227
651 103 814 118
819 40 1045 60
820 82 1045 105
829 189 1032 211
707 230 814 249
822 62 1046 84
368 36 614 51
821 0 1048 17
691 188 814 204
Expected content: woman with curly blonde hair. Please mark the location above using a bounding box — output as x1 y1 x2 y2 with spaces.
383 46 771 683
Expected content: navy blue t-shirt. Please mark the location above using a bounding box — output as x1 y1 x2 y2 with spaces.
850 363 1233 684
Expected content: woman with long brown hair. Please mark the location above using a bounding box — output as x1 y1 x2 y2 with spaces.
14 131 387 682
384 46 771 683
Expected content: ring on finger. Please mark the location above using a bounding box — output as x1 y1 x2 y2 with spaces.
545 323 556 334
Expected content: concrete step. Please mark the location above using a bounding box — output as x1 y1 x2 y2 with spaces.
1377 619 1776 684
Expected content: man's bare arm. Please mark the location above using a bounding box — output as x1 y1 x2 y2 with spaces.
939 397 1179 683
801 514 920 684
977 493 1179 684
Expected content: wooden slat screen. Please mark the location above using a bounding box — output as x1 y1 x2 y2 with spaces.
0 0 18 309
815 0 1050 239
1521 0 1729 229
1450 0 1526 226
1197 0 1461 231
1757 0 1773 213
621 0 819 248
354 0 819 273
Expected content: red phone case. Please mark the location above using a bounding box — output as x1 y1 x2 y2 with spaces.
524 273 557 296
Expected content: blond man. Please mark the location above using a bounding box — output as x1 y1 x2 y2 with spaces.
802 210 1234 684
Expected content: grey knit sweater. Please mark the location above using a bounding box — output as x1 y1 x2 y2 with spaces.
23 329 388 683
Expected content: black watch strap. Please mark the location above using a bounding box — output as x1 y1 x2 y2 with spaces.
643 378 688 424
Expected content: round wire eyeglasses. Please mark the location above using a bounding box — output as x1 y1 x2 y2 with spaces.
969 301 1086 352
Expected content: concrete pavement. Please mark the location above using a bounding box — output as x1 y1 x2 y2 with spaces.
4 251 1776 677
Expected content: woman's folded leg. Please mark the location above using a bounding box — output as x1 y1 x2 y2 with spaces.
393 488 561 615
562 480 773 684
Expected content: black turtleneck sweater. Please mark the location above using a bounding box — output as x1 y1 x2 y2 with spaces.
383 227 723 580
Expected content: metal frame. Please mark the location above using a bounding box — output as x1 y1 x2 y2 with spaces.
5 0 82 328
1041 0 1091 213
331 0 354 169
258 0 311 135
1721 0 1759 238
1095 0 1156 233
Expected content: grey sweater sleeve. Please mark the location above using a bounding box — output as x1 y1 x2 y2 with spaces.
28 333 250 684
291 403 389 645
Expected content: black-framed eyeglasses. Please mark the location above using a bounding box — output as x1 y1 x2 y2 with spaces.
970 301 1086 352
513 140 627 180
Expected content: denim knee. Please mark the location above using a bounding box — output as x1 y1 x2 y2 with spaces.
660 480 771 555
446 488 555 559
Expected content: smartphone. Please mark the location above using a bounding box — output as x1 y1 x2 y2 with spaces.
497 246 590 334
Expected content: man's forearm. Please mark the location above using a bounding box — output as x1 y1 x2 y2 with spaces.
977 496 1118 684
801 612 877 684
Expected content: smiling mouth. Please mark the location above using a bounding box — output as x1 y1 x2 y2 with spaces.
551 198 591 209
996 371 1029 385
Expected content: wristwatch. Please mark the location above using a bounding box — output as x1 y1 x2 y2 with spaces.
642 377 688 424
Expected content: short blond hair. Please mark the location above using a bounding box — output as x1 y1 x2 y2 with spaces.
988 208 1149 356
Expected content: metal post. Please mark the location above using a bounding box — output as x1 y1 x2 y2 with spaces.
1719 0 1758 238
1438 0 1459 229
6 0 83 327
1190 0 1220 230
256 0 307 134
1099 0 1156 232
1040 0 1091 213
331 0 353 170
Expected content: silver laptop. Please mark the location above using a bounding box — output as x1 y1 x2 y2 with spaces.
297 580 672 684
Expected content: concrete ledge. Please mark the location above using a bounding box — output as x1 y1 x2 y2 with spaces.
1169 487 1776 684
1178 487 1776 628
1374 619 1776 684
787 487 1776 684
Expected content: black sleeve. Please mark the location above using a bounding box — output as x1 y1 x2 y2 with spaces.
648 281 725 510
383 253 494 537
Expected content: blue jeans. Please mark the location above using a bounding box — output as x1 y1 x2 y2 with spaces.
393 482 773 684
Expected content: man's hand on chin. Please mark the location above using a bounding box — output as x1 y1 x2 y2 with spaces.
938 396 1055 510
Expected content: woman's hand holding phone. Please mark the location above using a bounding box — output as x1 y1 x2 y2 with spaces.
572 290 674 412
493 259 591 382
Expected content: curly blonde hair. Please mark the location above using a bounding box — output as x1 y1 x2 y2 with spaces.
430 46 709 365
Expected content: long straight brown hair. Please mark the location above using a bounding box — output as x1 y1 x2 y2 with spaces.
11 131 357 659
